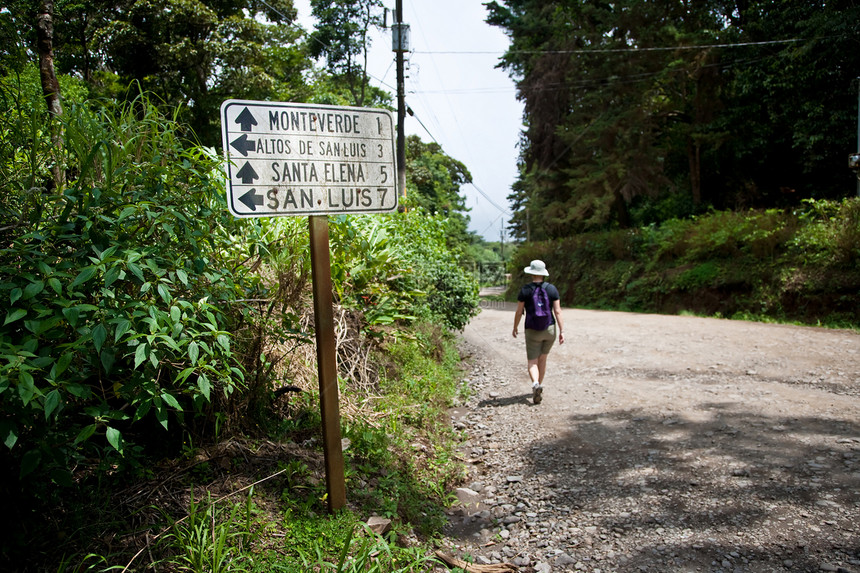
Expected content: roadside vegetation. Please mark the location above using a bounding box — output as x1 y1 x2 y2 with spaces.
491 0 859 330
507 199 860 329
0 67 478 571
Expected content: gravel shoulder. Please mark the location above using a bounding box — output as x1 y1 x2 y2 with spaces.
441 302 860 573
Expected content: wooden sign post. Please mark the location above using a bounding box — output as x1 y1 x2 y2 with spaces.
221 100 398 512
308 215 346 510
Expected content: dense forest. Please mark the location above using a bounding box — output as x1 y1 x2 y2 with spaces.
486 0 860 240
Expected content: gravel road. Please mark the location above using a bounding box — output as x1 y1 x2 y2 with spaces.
440 301 860 573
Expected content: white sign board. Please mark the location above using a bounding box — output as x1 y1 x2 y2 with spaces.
220 100 398 217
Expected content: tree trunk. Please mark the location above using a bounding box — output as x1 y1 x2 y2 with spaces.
688 138 702 205
36 0 64 187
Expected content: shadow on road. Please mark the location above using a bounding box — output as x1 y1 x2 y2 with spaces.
477 393 534 408
513 406 860 570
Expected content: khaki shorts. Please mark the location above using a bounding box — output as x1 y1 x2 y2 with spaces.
524 324 556 360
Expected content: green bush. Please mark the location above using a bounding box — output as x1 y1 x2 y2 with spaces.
327 206 479 332
0 92 265 487
510 200 860 326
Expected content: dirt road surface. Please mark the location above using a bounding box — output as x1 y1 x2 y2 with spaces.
442 301 860 572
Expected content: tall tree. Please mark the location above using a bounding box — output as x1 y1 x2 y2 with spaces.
35 0 64 187
4 0 311 145
308 0 384 107
405 135 474 248
488 0 860 239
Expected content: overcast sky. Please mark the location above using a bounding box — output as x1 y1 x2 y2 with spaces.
293 0 522 241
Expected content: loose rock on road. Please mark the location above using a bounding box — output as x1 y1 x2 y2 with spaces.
441 302 860 573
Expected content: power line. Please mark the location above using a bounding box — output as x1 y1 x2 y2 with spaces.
468 182 512 218
479 215 504 237
407 105 512 219
413 37 808 56
288 2 513 227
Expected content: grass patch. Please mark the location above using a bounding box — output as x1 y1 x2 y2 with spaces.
36 320 468 573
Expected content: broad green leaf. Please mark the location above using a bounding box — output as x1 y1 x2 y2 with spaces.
19 449 41 478
23 280 45 300
2 423 18 449
3 308 27 325
70 267 97 289
25 316 60 336
175 367 196 384
161 392 182 410
114 318 131 342
157 283 171 304
176 269 188 286
47 277 62 294
127 262 145 282
188 341 200 365
51 468 74 487
92 324 107 353
43 389 61 419
133 400 151 422
62 306 80 328
9 288 22 305
101 349 115 374
216 334 230 353
104 266 120 288
154 403 169 430
197 374 212 401
18 371 36 405
170 306 181 323
66 383 89 398
105 427 123 453
156 334 180 352
134 344 147 369
55 353 73 377
74 424 97 444
100 245 119 260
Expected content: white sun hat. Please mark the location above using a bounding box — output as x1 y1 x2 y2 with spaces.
523 259 549 276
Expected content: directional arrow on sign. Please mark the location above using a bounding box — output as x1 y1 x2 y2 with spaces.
230 134 256 156
235 162 259 184
235 107 257 131
238 189 263 211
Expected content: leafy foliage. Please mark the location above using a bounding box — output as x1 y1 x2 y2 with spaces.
487 0 860 239
405 135 474 248
0 88 267 493
3 0 311 145
508 199 860 326
308 0 385 107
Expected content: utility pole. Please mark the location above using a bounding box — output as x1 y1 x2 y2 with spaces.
393 0 408 201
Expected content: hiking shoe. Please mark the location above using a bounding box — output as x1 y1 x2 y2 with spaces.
533 384 543 404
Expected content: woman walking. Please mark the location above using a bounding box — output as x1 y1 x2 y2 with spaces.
512 260 564 404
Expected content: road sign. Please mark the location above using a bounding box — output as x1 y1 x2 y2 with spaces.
220 100 398 217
